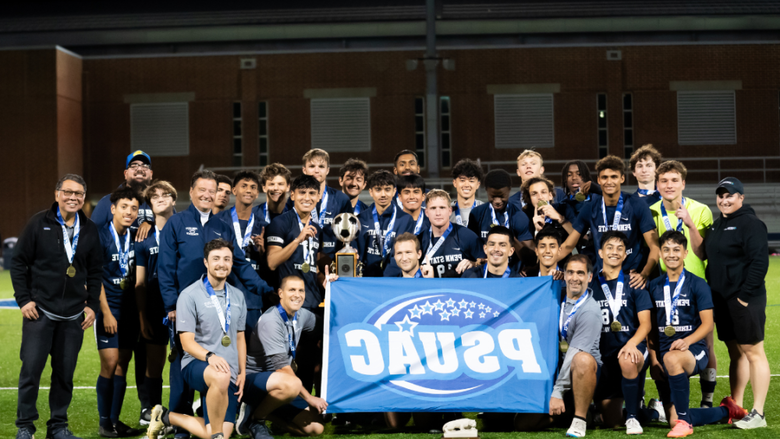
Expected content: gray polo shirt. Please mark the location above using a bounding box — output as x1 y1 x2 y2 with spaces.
177 275 247 382
246 306 317 374
552 290 602 400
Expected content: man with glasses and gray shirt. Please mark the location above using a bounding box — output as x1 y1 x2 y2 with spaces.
12 174 103 439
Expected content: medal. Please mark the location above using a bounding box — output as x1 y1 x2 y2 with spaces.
301 262 310 273
598 271 625 334
664 326 676 337
663 271 686 339
221 335 231 347
119 278 127 290
67 265 76 277
202 277 232 350
56 207 81 278
380 260 385 269
291 359 298 373
372 205 397 267
537 200 548 208
575 192 587 202
489 223 496 228
559 340 569 353
293 208 315 276
611 320 622 332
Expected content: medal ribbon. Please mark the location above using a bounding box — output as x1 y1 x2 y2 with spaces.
230 206 255 255
293 208 314 267
637 187 657 196
353 202 362 215
311 189 329 228
372 205 397 260
660 198 686 232
413 269 423 278
109 221 130 277
154 226 160 247
424 223 453 265
560 290 590 341
203 277 231 336
483 264 511 278
263 203 270 224
454 200 477 226
276 304 298 359
413 211 425 235
601 193 625 231
56 206 80 264
663 270 686 327
489 204 509 227
598 270 625 325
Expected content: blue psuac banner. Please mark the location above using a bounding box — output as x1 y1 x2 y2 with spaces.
321 277 561 413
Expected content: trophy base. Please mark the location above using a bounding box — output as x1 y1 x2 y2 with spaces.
336 252 358 277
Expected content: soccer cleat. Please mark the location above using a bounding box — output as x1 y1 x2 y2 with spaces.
566 417 587 437
733 409 767 429
113 421 142 438
48 429 83 439
626 417 643 435
249 421 275 439
648 398 667 423
146 405 168 439
666 420 693 438
139 407 152 426
16 428 34 439
720 396 748 421
236 402 256 435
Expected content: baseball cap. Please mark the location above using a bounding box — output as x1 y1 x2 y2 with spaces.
126 150 151 169
716 177 743 195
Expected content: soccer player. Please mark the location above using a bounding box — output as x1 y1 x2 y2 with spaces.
95 187 143 438
237 274 327 438
135 180 177 427
556 155 659 289
509 150 565 208
339 158 369 215
258 163 291 227
147 239 247 439
13 174 101 439
212 174 233 215
559 160 598 264
392 149 421 207
467 169 534 252
514 255 602 438
398 173 429 235
629 144 663 206
588 231 653 433
450 159 484 227
392 232 432 278
419 190 483 278
650 160 717 407
356 170 415 277
647 231 747 437
461 226 523 278
521 176 572 234
528 227 564 280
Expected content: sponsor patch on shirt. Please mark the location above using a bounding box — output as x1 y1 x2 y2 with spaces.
186 227 199 236
725 226 737 231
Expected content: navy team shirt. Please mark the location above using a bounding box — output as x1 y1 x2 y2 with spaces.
356 203 415 278
214 207 265 272
410 212 431 236
461 263 524 278
266 210 324 310
420 224 485 278
286 186 352 259
467 202 533 246
99 223 137 315
573 192 655 272
648 270 713 355
353 199 369 215
633 188 662 207
135 227 166 318
588 274 653 358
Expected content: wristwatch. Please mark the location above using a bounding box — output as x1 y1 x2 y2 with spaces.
205 352 215 361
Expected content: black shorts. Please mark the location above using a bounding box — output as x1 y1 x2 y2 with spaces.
713 293 766 344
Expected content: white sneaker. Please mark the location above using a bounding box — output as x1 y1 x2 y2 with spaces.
648 398 667 423
566 417 587 437
625 417 643 435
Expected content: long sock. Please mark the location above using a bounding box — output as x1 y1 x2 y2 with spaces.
147 377 164 407
667 373 691 424
689 407 727 426
638 407 659 423
622 375 642 419
700 368 716 404
96 375 115 428
111 374 127 425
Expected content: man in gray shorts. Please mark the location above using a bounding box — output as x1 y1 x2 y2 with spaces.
147 239 247 439
236 275 326 439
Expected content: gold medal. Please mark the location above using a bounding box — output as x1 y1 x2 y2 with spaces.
301 263 310 273
664 325 676 337
291 359 298 373
380 260 385 269
66 265 76 277
221 335 231 347
537 200 548 208
490 223 496 228
119 278 127 290
611 320 622 332
575 192 587 202
559 340 569 353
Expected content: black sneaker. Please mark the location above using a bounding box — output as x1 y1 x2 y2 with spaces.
48 429 83 439
249 421 275 439
236 402 256 435
98 425 118 438
16 428 35 439
113 421 142 437
139 407 152 426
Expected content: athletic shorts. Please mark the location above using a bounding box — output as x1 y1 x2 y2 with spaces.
95 308 140 350
655 344 708 405
182 360 239 424
712 293 766 344
593 346 648 402
142 294 169 346
243 371 308 421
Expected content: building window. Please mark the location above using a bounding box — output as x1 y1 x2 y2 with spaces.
310 98 371 152
494 94 554 149
232 102 242 167
677 91 736 145
259 101 268 166
598 94 608 158
130 102 189 156
623 93 634 159
440 96 451 168
415 97 426 168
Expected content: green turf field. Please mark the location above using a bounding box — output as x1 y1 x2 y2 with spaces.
1 260 779 439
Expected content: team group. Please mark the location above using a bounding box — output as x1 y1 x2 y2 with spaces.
11 145 770 439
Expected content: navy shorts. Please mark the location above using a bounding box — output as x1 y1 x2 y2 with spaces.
244 371 308 421
593 345 648 402
656 343 709 402
95 308 139 350
182 360 239 424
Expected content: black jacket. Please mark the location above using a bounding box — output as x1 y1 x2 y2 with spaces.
11 203 102 316
704 204 768 302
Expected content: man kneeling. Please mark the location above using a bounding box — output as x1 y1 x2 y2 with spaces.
147 238 247 439
236 275 327 438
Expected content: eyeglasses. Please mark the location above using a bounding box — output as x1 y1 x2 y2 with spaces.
150 193 172 201
128 163 151 170
59 190 86 199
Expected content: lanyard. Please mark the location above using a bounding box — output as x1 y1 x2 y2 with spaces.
598 270 625 323
293 208 314 266
661 198 686 232
424 223 453 264
230 206 255 254
109 221 130 277
560 290 590 341
483 264 511 278
489 204 509 227
413 211 425 235
454 200 477 226
353 201 362 215
56 207 80 264
413 269 423 278
637 187 657 196
276 304 298 359
311 189 329 228
663 271 686 327
154 226 160 247
203 277 231 336
601 193 625 231
263 203 270 224
372 205 397 259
